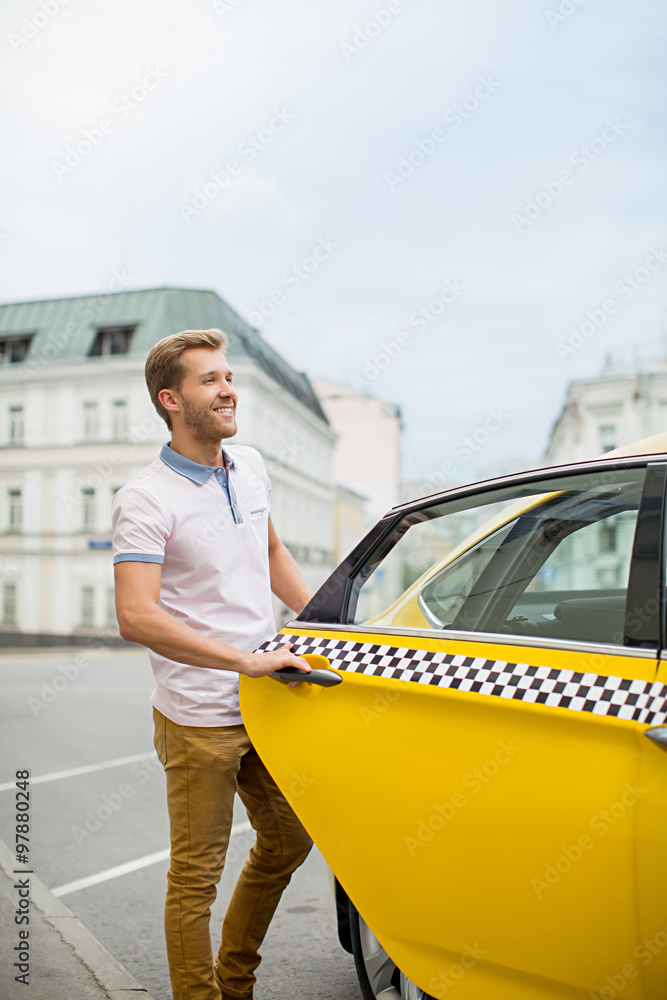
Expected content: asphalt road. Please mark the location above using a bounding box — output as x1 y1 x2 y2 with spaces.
0 645 361 1000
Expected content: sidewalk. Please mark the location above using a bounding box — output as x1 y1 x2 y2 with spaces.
0 838 157 1000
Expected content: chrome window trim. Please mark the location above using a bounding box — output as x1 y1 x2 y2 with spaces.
417 590 448 629
388 454 667 516
283 620 658 659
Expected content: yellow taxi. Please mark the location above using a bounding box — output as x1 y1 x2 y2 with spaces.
240 434 667 1000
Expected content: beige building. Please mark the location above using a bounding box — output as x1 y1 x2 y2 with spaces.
0 287 336 643
313 379 403 520
545 351 667 465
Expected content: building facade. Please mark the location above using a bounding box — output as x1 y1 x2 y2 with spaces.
313 378 402 520
545 352 667 466
0 287 336 642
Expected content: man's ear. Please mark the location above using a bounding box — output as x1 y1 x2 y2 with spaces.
158 388 180 414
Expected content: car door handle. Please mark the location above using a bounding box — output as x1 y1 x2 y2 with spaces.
645 727 667 751
271 654 342 687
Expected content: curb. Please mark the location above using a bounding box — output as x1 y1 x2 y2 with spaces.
0 838 158 999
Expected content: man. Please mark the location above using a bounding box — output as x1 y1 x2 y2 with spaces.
112 328 314 1000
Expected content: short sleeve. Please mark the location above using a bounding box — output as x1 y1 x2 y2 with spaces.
112 487 170 565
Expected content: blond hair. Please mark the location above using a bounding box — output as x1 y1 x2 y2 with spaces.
145 328 229 429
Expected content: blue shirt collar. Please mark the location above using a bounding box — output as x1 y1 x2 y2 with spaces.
160 442 236 484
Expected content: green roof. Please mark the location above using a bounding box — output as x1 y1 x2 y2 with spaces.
0 286 328 424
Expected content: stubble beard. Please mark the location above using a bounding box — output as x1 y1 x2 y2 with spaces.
181 397 237 444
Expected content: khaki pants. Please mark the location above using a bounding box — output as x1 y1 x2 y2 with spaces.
153 708 313 1000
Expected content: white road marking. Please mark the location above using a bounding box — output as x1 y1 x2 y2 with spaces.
52 820 254 897
0 752 157 792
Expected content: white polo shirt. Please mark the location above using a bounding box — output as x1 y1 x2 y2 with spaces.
112 442 276 727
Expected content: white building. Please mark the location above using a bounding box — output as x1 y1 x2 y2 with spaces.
313 379 403 520
0 287 336 643
545 349 667 465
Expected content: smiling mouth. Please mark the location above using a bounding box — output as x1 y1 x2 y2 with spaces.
213 406 234 416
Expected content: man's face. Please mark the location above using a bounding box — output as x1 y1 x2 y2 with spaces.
175 347 238 444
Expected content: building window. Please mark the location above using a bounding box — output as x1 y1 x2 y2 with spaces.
0 335 33 364
112 399 128 439
88 326 135 357
83 401 99 441
82 488 95 529
2 583 17 625
600 520 617 553
8 489 22 531
9 406 24 445
599 424 617 453
80 586 95 628
106 586 117 628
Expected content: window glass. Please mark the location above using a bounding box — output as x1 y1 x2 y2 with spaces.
80 586 95 628
9 405 24 444
0 336 33 364
83 401 99 441
106 586 117 628
2 582 17 625
349 466 647 647
81 488 95 529
112 399 128 439
8 489 22 531
88 327 134 357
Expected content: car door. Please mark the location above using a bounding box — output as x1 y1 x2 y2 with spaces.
240 457 667 1000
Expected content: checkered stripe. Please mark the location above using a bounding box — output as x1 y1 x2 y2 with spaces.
258 633 667 726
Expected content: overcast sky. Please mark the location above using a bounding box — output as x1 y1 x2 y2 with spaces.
1 0 665 482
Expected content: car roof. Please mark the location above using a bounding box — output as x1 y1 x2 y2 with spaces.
389 432 667 517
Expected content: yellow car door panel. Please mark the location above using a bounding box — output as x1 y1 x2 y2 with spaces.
242 629 663 999
241 456 667 1000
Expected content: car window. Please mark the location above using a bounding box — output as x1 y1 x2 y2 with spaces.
349 466 648 646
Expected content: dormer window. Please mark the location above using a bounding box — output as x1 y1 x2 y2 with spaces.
88 326 135 357
0 334 33 364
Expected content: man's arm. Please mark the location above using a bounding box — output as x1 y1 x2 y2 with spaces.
268 518 313 614
114 561 309 678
